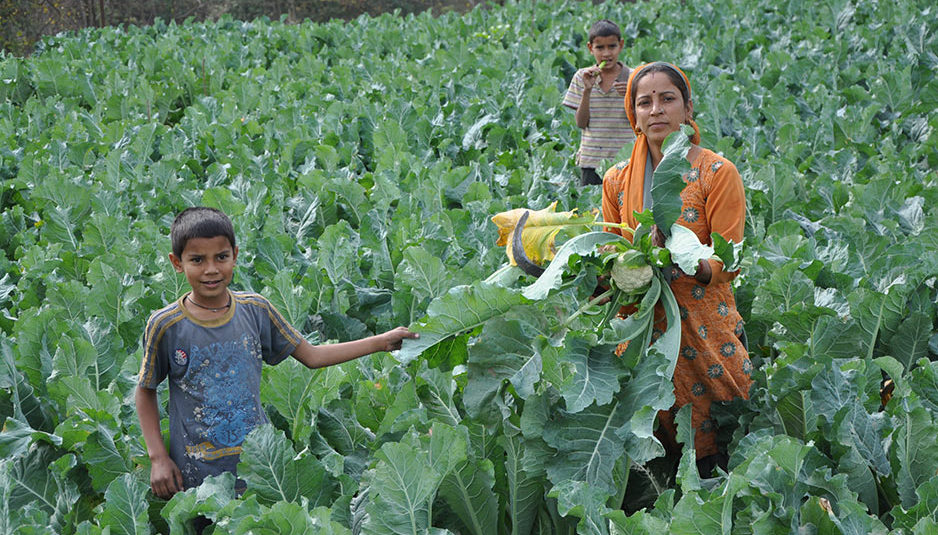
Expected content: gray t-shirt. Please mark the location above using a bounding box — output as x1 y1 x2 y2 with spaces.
139 290 303 489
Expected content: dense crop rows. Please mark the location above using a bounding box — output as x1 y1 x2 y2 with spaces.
0 0 936 533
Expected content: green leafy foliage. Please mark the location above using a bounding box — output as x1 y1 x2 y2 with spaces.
0 0 936 533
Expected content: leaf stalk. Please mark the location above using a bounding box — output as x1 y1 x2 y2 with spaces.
563 288 615 327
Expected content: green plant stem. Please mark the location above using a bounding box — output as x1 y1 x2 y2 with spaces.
563 288 614 327
590 221 634 235
597 289 623 331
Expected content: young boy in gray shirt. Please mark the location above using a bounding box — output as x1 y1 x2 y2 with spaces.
136 207 416 498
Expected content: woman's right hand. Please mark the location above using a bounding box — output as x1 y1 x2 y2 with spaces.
150 454 183 499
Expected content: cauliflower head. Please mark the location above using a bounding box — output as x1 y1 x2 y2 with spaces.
610 251 653 294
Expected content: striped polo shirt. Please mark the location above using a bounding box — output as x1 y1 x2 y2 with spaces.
563 62 635 169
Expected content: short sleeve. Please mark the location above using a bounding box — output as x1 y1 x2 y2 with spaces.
139 313 170 389
257 298 304 366
562 70 586 110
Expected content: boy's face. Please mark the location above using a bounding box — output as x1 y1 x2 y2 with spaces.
169 235 238 307
587 35 624 68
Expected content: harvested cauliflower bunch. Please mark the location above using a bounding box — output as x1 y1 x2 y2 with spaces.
610 250 653 294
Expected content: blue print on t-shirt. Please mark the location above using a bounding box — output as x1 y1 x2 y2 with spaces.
190 334 260 448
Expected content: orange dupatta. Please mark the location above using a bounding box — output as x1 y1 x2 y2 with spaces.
601 62 701 238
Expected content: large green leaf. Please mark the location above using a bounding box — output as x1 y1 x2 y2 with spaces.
437 458 499 535
811 362 890 477
238 425 337 507
261 358 347 444
889 476 938 531
616 340 679 464
887 311 932 371
892 406 938 509
361 442 439 535
0 417 62 458
668 491 729 535
549 479 613 535
396 245 449 304
773 390 815 441
0 337 46 427
233 501 348 535
673 405 700 493
499 433 544 535
95 473 150 535
417 367 462 427
463 318 539 422
543 397 630 496
398 282 528 364
161 472 237 533
55 410 131 493
0 446 79 532
317 220 361 287
262 269 317 332
650 125 693 236
751 261 815 318
847 287 907 361
85 258 146 327
521 231 622 301
543 333 630 414
606 509 669 534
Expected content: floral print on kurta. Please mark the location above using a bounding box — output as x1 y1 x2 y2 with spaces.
602 148 751 459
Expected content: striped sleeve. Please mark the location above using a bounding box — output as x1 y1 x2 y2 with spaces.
234 292 304 365
138 304 182 388
562 70 585 110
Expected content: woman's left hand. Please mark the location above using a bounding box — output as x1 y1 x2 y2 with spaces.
694 259 712 284
665 259 712 284
650 225 666 247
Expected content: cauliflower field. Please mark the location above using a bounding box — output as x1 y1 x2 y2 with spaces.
0 0 937 533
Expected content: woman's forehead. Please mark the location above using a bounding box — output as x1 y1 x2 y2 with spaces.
635 72 680 96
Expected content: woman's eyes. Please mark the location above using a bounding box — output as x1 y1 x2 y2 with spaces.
637 96 676 107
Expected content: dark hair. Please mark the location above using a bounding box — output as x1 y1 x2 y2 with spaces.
588 19 621 43
630 62 691 108
171 207 236 258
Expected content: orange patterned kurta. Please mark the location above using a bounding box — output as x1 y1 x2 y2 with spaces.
601 148 752 459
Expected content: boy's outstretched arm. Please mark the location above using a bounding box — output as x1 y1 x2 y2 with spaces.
292 326 418 369
135 385 184 499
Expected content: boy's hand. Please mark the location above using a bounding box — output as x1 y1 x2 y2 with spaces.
379 327 419 351
613 80 628 96
150 454 183 499
583 66 601 90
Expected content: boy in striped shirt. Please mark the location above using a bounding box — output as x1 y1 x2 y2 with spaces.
562 19 635 186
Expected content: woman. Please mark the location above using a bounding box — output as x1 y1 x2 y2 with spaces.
601 62 752 474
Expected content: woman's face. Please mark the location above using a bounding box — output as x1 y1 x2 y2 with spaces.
633 71 693 147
